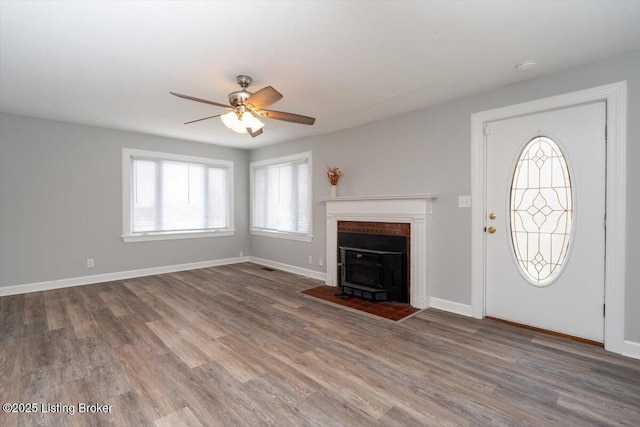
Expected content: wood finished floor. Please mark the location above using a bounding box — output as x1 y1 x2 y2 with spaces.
1 262 639 426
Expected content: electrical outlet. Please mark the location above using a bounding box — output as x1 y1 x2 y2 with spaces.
87 258 94 268
318 258 324 267
239 250 244 257
308 256 313 265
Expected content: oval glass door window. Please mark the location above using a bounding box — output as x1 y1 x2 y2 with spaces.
510 136 573 286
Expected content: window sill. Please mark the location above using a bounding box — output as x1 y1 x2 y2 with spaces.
250 229 313 242
122 229 235 243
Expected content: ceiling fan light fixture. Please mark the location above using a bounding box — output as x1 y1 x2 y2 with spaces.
221 111 265 134
221 111 247 133
220 111 236 129
244 112 265 133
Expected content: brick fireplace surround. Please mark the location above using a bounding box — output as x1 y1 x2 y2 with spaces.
338 221 411 237
322 195 437 309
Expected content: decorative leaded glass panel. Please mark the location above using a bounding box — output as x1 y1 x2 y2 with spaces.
510 136 573 286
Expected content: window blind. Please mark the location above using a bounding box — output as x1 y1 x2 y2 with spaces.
251 158 309 235
131 157 229 233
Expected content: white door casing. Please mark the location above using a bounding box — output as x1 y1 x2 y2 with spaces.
485 102 606 342
470 82 627 354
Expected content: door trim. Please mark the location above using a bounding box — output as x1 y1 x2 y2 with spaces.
470 81 627 355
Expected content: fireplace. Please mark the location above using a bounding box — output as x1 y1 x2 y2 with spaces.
322 194 436 309
340 246 406 302
337 223 409 303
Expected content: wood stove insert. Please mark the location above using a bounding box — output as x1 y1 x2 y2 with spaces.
339 246 405 302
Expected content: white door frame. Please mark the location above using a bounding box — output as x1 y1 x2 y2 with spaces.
470 81 627 355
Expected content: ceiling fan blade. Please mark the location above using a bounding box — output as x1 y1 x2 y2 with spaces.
247 127 264 138
256 109 316 125
170 92 231 109
245 86 283 110
184 114 221 125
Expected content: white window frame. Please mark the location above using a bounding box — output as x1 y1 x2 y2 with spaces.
122 148 234 243
250 151 313 242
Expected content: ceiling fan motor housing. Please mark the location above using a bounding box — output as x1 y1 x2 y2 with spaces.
228 90 252 108
228 75 254 107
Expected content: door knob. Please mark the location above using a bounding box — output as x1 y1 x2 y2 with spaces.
488 213 496 220
487 226 496 234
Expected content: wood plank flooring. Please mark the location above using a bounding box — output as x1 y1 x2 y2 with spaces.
1 262 639 426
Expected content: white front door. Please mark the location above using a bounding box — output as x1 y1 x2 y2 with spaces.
485 101 606 342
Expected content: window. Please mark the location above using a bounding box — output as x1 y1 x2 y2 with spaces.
250 152 312 241
509 136 573 286
122 148 234 242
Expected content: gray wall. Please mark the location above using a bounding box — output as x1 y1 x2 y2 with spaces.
0 114 250 287
249 50 640 342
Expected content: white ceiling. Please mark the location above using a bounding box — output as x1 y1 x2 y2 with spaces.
1 1 639 149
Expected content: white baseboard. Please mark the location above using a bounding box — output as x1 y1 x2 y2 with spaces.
0 256 250 297
249 257 326 282
622 340 640 360
429 297 473 317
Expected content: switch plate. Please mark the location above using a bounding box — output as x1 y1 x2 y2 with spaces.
458 195 471 208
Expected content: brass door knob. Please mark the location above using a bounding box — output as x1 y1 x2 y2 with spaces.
488 213 496 220
487 226 496 234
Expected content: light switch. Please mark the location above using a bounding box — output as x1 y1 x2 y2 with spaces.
458 195 471 208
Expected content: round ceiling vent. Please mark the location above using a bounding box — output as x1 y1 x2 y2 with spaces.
516 59 537 71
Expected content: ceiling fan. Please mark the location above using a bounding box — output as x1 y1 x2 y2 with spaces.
170 75 316 138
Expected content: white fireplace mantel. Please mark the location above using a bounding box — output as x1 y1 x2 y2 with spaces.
322 194 437 309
